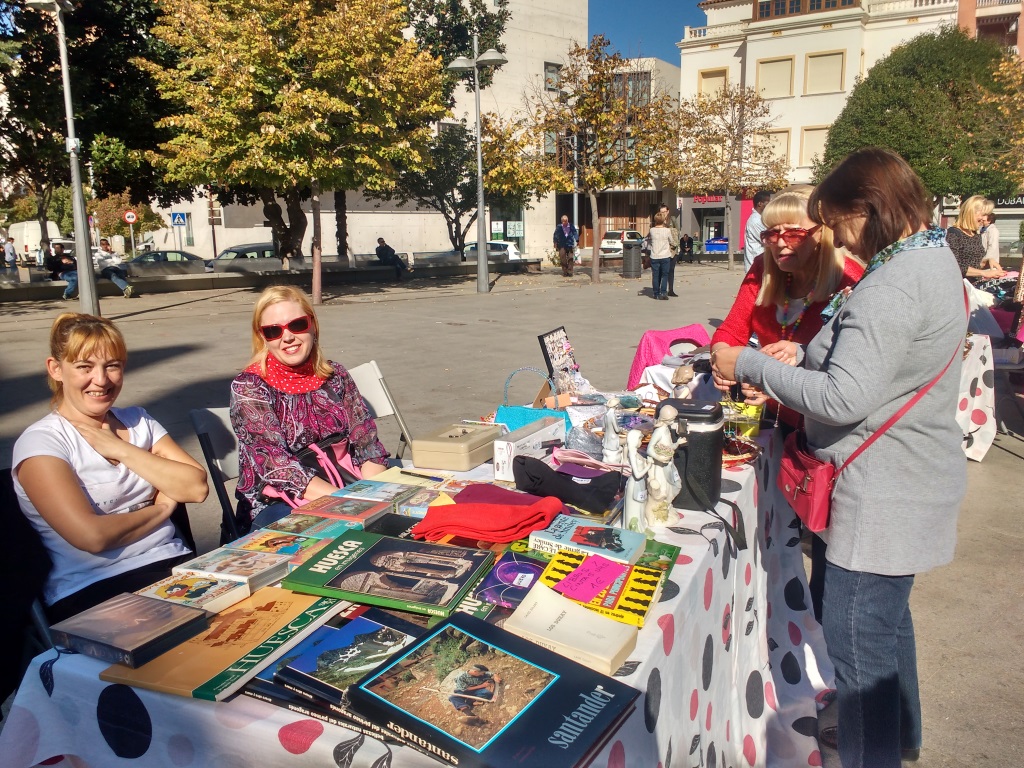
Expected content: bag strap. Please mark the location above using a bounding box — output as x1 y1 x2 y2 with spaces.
503 367 558 406
831 286 968 485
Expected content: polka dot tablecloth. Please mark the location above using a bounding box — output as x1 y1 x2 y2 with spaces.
1 447 833 768
957 334 996 462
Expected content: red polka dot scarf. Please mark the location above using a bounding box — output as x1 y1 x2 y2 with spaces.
245 353 325 395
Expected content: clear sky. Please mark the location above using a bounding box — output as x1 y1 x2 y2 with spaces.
588 0 706 63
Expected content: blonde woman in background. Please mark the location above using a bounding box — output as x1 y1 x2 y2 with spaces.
946 195 1006 281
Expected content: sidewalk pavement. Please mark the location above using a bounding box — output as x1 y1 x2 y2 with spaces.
1 264 1021 765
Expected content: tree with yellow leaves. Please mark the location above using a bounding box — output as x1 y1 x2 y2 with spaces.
653 83 789 271
138 0 446 275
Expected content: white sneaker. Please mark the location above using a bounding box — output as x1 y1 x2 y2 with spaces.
123 285 134 298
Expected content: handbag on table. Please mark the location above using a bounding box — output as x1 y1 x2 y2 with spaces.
495 367 572 432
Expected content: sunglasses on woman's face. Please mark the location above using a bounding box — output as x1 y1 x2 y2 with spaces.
260 315 312 341
760 224 821 246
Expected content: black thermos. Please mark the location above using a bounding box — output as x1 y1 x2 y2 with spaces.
655 399 725 511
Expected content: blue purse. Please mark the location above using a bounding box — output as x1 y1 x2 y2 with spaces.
494 367 572 433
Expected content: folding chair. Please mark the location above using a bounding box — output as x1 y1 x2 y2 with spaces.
189 407 243 544
349 360 414 459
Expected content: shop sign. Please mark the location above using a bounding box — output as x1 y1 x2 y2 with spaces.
693 195 724 204
491 220 505 234
995 196 1024 208
507 221 524 237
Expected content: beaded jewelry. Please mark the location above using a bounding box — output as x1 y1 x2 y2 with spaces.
779 274 814 342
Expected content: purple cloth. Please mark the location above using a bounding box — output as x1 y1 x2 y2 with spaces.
554 462 606 479
454 483 572 515
230 361 388 520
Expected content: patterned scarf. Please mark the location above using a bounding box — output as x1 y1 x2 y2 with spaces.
821 227 947 321
245 352 325 395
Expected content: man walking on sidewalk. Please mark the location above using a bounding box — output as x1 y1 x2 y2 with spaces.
553 214 579 277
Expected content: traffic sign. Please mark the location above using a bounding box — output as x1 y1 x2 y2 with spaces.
123 210 137 224
170 212 187 226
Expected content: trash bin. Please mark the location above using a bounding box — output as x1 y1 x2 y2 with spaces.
622 242 642 278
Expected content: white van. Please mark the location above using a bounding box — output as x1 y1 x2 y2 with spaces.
7 221 61 264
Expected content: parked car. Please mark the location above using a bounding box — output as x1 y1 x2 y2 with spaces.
463 241 522 261
599 230 643 256
214 242 277 261
123 249 211 275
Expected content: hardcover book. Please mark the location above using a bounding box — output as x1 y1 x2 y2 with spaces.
262 512 361 539
348 612 640 768
135 571 250 614
173 547 290 591
503 584 637 676
528 514 645 565
331 479 420 510
364 512 421 540
473 550 547 609
537 551 664 627
100 587 345 700
429 594 514 629
298 495 393 526
283 531 495 618
49 592 208 668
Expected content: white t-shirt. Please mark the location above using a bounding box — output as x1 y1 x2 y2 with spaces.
982 224 1000 266
744 209 765 273
12 407 190 605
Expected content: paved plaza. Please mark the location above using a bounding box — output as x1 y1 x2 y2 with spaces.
1 265 1021 765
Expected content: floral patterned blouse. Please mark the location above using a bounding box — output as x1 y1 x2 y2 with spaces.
230 361 389 520
945 227 985 278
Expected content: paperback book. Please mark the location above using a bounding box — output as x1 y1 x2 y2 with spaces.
49 592 208 668
262 512 360 539
473 550 547 609
635 539 681 579
332 479 420 510
173 547 290 591
537 551 664 627
232 529 324 556
283 531 495 618
100 587 345 700
299 495 393 527
395 488 456 518
348 612 640 768
528 514 646 565
135 572 250 614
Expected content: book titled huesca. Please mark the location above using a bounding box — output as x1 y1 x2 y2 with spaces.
283 531 495 618
347 612 640 768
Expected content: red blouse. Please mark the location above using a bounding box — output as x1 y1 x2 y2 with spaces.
712 254 864 349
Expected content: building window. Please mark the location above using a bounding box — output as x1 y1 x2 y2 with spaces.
757 57 794 99
841 0 854 4
824 0 838 6
184 212 195 247
762 130 791 164
774 0 786 15
789 0 802 12
544 131 557 156
699 68 728 96
805 51 845 94
759 1 771 17
614 71 652 109
544 62 561 92
207 195 223 227
801 126 829 166
809 0 822 9
438 121 461 135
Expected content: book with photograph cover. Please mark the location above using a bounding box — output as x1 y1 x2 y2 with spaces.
298 495 393 527
232 529 324 556
364 512 420 540
635 539 681 579
473 550 547 609
331 479 420 509
100 588 345 700
262 512 361 539
49 592 208 668
537 551 664 627
283 531 495 617
395 488 456 518
173 547 290 591
528 514 645 565
135 571 250 614
348 612 639 768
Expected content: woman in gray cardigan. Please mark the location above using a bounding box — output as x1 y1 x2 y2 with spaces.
713 148 966 768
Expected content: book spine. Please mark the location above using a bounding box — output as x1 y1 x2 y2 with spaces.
50 630 133 666
348 688 463 767
280 580 449 618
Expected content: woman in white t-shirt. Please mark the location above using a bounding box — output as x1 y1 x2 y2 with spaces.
13 313 208 622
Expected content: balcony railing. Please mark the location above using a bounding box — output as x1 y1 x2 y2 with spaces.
867 0 956 11
684 22 747 40
976 0 1021 8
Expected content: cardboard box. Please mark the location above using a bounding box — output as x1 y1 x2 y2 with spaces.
493 417 567 482
411 423 504 472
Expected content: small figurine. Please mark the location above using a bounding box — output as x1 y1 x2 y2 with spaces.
645 405 685 527
601 397 625 465
623 429 648 533
671 364 695 399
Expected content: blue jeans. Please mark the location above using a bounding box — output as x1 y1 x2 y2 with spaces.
61 270 78 298
822 561 921 768
650 257 670 297
100 266 130 291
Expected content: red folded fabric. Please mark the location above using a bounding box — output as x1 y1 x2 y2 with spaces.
410 496 564 543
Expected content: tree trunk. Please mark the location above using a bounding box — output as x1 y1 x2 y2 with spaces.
725 197 734 271
311 180 322 305
260 188 288 258
282 185 307 259
334 189 349 266
588 190 602 283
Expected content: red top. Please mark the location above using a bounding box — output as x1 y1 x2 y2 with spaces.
712 254 864 349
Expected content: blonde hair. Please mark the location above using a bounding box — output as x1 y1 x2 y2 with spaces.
653 210 669 226
954 195 989 235
47 313 128 407
247 285 332 378
757 189 845 306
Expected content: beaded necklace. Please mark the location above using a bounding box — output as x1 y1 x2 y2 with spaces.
779 275 815 341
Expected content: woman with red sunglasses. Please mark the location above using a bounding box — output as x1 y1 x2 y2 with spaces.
229 286 389 532
710 188 863 425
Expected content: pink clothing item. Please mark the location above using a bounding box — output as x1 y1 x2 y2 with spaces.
627 324 711 389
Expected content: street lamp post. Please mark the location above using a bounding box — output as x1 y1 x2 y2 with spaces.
447 36 507 294
26 0 98 315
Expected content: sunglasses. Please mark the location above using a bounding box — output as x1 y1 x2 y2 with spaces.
760 224 821 246
260 315 312 341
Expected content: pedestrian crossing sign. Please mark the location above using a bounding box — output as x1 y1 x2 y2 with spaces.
170 212 187 226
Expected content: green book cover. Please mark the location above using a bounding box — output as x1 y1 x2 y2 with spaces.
283 531 495 618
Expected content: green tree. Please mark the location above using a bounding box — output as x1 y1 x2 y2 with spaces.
815 26 1014 200
140 0 447 279
88 191 164 240
524 35 674 283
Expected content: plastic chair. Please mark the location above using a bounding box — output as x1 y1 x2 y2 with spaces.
627 324 712 390
189 407 243 544
348 360 414 459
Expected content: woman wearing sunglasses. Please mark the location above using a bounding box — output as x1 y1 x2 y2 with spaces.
713 148 967 768
710 188 863 425
230 285 389 531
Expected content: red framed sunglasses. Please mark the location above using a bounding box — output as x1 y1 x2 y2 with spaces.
260 315 312 340
760 224 821 246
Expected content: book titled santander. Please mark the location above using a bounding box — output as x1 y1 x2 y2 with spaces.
347 612 639 768
283 531 495 617
527 514 646 565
